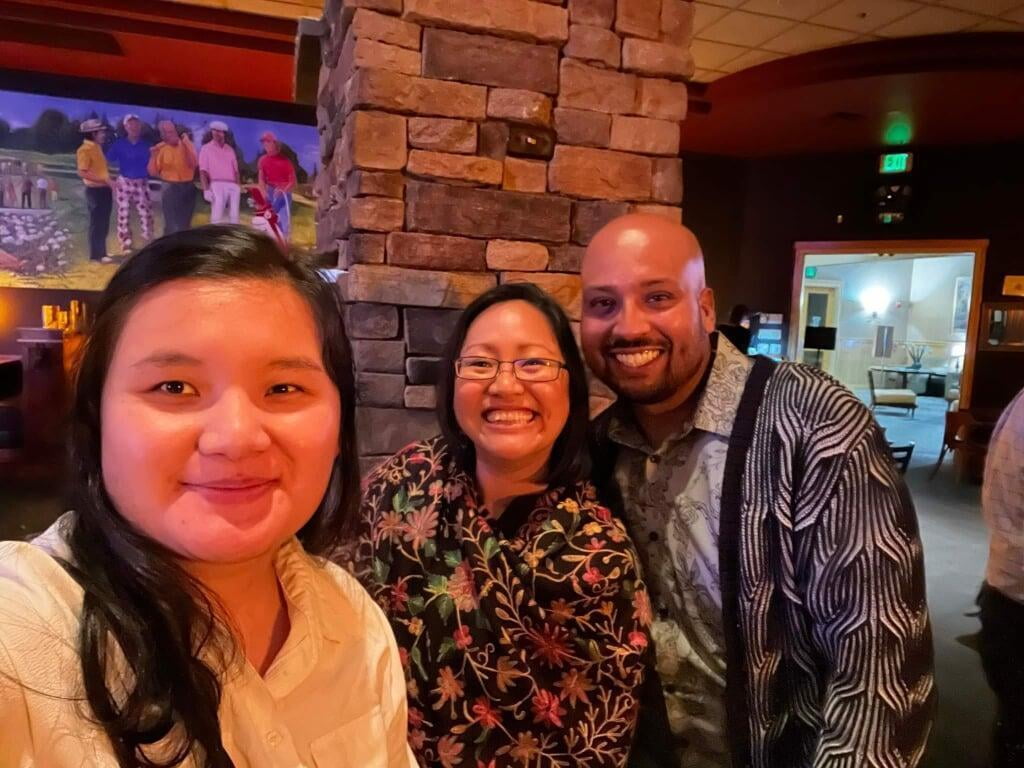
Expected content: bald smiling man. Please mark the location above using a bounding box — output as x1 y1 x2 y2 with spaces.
582 215 934 768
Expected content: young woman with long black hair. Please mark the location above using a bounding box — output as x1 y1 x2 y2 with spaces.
0 226 414 768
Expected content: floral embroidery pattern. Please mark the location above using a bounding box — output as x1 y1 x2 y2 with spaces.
354 437 650 767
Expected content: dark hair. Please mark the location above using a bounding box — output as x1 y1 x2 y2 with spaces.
435 282 591 489
728 303 750 325
63 225 359 767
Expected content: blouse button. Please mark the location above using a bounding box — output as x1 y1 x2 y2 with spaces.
266 730 283 747
648 454 661 464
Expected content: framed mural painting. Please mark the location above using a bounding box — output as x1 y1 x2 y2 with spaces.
0 86 318 291
952 275 972 336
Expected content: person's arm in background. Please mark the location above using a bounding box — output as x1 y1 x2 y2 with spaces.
76 144 114 189
181 134 198 173
147 144 163 178
104 139 117 169
257 157 268 197
198 144 211 191
804 416 935 766
282 160 297 195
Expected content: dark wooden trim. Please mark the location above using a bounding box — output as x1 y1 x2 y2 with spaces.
0 69 315 124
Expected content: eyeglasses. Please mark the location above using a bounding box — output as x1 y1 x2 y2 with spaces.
455 356 566 382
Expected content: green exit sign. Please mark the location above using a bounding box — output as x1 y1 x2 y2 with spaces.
879 152 913 174
805 266 817 279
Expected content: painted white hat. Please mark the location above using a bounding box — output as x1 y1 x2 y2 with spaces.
209 120 230 132
79 118 106 133
122 113 141 127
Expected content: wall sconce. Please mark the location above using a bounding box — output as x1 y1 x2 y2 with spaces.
860 285 891 318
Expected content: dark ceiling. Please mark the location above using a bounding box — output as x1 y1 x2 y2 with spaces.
680 33 1024 157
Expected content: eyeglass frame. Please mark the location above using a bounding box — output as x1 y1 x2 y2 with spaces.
454 356 567 382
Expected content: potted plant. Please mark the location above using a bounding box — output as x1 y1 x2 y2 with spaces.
906 343 927 370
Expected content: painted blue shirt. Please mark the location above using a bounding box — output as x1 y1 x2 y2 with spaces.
105 137 152 180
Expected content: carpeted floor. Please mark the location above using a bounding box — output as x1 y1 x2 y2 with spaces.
862 392 993 768
0 392 998 765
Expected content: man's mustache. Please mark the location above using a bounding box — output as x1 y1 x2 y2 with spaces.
604 337 670 352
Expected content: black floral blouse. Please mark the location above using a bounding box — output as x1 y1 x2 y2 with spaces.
353 436 651 768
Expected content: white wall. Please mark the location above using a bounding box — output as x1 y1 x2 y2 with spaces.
808 255 972 390
813 259 913 341
907 255 974 343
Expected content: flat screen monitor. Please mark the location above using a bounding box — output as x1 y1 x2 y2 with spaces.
804 325 837 351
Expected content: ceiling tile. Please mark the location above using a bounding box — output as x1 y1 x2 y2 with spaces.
739 0 845 21
689 38 750 68
972 17 1023 29
699 10 798 46
809 0 923 33
876 6 984 36
692 68 730 82
693 2 734 32
761 22 859 52
718 47 784 72
938 0 1022 15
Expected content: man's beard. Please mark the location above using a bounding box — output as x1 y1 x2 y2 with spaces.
595 335 708 407
603 361 686 405
597 338 681 405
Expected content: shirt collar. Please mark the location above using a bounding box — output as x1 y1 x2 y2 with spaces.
607 333 753 451
274 537 353 645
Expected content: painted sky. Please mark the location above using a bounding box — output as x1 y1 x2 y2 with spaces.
0 89 318 174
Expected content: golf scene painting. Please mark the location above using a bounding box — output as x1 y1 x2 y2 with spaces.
0 88 319 290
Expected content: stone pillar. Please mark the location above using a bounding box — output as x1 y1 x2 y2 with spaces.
315 0 694 472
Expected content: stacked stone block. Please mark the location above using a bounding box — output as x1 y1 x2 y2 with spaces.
315 0 694 470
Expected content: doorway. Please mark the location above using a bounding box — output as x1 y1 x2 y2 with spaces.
800 280 840 372
790 239 987 410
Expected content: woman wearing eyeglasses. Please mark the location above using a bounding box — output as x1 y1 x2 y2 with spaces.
352 283 652 767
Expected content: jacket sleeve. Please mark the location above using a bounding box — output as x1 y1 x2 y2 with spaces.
805 425 935 767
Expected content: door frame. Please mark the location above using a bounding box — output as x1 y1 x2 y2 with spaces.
791 239 988 409
800 279 842 373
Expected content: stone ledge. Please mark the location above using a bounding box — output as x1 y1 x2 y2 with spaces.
407 149 505 186
387 231 487 271
340 264 496 308
422 28 559 93
356 406 439 455
548 145 653 201
347 68 488 120
351 8 422 50
486 240 550 271
500 271 582 319
406 180 571 242
403 0 569 44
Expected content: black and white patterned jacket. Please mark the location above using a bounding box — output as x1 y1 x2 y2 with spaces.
594 351 935 768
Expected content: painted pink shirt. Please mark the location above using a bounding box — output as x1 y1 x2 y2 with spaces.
198 141 239 182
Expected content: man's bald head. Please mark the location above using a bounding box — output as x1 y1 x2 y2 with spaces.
579 213 717 414
158 121 180 145
584 214 707 292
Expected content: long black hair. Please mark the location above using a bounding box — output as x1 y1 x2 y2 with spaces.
63 225 359 767
435 282 591 489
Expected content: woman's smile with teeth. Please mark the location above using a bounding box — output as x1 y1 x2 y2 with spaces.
484 409 536 424
613 349 663 368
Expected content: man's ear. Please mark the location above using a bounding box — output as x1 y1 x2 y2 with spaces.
699 286 717 334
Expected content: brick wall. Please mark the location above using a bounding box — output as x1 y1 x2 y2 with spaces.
315 0 695 472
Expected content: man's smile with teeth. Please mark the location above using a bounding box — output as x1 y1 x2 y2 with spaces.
612 349 664 368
